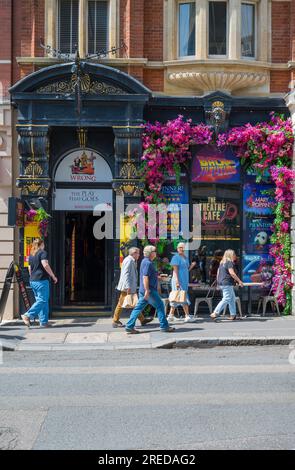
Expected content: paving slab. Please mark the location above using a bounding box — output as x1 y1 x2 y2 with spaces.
65 333 108 344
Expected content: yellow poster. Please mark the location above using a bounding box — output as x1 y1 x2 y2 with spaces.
24 221 39 267
119 215 134 267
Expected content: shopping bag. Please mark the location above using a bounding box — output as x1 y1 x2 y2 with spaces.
169 290 187 303
122 293 138 309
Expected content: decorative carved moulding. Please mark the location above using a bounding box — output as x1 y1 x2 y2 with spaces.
36 76 129 95
112 179 145 197
16 178 51 197
167 71 268 94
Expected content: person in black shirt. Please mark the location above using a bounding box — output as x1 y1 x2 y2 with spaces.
21 238 58 328
210 249 243 321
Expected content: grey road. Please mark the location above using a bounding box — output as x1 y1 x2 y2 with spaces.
0 346 295 450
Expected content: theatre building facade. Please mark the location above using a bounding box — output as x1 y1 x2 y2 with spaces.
1 0 295 318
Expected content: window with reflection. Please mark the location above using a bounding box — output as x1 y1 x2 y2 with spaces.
88 0 109 54
192 184 241 279
58 0 79 54
209 1 227 55
179 2 196 57
241 3 255 58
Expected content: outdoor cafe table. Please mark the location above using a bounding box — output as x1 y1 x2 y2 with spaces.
188 282 264 317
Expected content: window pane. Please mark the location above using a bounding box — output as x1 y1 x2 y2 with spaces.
209 2 227 55
88 0 109 54
58 0 79 54
179 2 196 57
241 3 255 57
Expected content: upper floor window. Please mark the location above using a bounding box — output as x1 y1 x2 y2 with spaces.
88 0 109 54
58 0 79 54
241 3 255 58
209 1 227 56
178 2 196 57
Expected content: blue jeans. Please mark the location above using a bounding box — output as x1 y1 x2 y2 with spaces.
126 289 169 331
24 280 50 326
214 285 237 316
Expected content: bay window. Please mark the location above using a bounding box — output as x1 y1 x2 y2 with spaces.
209 1 227 56
178 2 196 57
241 3 256 58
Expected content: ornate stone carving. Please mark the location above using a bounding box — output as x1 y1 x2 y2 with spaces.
16 126 51 197
167 71 268 94
36 76 128 95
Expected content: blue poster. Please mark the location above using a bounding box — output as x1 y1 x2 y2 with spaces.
243 179 275 281
161 178 189 237
242 254 274 283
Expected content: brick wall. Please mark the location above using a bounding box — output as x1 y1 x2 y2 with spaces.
272 2 291 63
143 69 164 92
144 0 163 61
270 70 291 93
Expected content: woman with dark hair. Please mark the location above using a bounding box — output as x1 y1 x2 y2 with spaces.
21 238 58 328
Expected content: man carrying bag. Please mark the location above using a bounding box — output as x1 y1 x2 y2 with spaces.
112 247 153 328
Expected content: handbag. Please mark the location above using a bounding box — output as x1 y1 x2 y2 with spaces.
169 289 187 303
122 293 138 309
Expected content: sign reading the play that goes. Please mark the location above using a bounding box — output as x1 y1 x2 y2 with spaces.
53 189 113 211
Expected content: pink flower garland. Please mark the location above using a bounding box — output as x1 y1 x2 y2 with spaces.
141 115 213 201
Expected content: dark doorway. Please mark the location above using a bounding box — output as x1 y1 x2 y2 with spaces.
64 212 105 304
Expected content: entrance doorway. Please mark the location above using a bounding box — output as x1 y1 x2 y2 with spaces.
64 212 105 304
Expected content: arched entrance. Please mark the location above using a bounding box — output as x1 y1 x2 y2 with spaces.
10 62 150 316
52 148 113 310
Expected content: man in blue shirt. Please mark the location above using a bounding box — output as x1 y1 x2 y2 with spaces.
125 245 175 334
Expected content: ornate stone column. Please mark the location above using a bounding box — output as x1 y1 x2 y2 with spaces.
285 91 295 315
16 125 51 203
112 125 145 310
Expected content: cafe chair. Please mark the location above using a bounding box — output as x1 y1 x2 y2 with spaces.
221 295 243 318
256 279 282 316
193 282 216 317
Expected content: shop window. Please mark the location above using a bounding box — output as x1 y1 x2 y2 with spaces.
192 184 241 281
241 3 256 58
88 0 109 54
209 1 227 56
58 0 79 54
178 2 196 57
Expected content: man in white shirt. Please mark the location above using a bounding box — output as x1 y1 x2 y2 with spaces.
112 247 153 328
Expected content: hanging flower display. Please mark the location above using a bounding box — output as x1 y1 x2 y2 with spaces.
25 207 51 238
140 112 295 314
141 115 213 203
216 114 295 314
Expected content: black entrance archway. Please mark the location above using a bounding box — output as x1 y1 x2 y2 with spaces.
10 62 151 314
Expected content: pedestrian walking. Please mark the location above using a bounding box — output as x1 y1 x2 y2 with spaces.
125 245 175 334
210 249 244 321
21 238 57 328
112 247 153 328
167 242 195 323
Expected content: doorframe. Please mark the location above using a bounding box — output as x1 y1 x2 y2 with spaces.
51 210 112 309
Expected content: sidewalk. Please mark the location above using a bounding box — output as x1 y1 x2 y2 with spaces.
1 314 295 351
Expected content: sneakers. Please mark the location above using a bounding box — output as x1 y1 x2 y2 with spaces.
21 314 31 327
160 326 176 333
39 323 53 328
183 315 195 323
125 328 140 334
167 315 182 323
112 320 124 328
141 316 153 326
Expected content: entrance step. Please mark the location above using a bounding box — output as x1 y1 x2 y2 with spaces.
52 306 112 318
